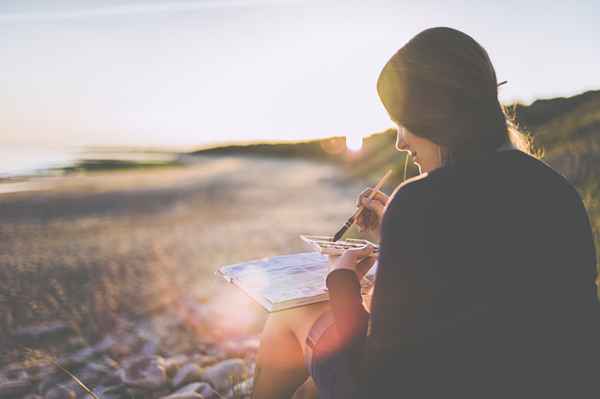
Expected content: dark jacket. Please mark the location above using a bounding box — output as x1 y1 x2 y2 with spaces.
327 149 599 398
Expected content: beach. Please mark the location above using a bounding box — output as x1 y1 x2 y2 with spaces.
0 155 366 345
0 155 372 395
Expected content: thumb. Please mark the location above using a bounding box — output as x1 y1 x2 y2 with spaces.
361 197 385 218
346 243 375 259
356 256 377 279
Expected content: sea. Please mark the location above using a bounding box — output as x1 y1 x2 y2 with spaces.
0 146 179 193
0 146 79 178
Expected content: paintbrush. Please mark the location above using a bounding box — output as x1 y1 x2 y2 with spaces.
332 169 393 242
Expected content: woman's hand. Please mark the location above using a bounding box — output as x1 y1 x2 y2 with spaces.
328 244 377 281
355 187 389 240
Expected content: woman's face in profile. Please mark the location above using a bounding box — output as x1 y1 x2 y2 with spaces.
394 123 442 173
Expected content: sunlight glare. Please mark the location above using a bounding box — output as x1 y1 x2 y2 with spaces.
346 134 363 152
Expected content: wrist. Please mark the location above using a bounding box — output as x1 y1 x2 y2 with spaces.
328 266 359 278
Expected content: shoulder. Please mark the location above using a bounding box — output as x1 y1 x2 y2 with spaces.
381 173 434 231
385 168 448 215
387 173 431 209
505 150 584 203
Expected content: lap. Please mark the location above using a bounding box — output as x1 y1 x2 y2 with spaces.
264 302 359 398
270 301 331 356
304 310 360 399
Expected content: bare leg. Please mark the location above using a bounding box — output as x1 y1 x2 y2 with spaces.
252 302 330 399
291 378 319 399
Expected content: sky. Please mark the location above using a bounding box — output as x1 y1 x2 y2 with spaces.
1 0 599 149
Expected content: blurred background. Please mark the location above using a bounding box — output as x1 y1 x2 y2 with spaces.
1 0 598 396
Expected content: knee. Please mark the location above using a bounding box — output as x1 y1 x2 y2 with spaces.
262 310 293 338
262 303 325 337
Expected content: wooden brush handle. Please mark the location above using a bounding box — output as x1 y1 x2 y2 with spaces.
353 169 392 220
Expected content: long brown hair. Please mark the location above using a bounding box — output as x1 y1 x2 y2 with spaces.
377 27 531 163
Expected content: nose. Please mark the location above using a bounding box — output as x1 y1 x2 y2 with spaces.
396 128 410 151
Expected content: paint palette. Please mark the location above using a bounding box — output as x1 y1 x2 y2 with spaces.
300 235 379 257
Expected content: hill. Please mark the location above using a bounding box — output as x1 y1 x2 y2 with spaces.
192 90 600 269
513 90 600 268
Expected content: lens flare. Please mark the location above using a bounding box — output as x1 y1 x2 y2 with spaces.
346 134 363 151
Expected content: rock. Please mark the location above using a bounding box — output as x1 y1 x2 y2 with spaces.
108 333 140 359
23 394 44 399
0 368 32 396
76 361 119 388
161 382 218 399
63 380 89 398
58 346 97 368
201 346 225 359
27 363 57 383
189 354 219 367
44 384 76 399
94 334 117 353
224 378 254 399
57 335 117 368
200 359 248 393
65 335 88 351
90 384 127 399
118 355 167 390
38 373 68 395
223 337 260 358
163 354 189 377
13 321 74 345
139 339 160 357
171 363 203 388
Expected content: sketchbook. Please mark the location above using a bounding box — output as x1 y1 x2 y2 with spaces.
217 251 377 312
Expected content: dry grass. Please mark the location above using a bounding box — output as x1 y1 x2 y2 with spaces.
0 156 368 363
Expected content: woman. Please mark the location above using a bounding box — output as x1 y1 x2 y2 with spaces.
252 27 599 399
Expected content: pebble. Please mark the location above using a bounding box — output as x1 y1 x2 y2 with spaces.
75 361 119 387
91 384 128 399
55 335 117 368
200 358 248 393
44 384 76 399
224 378 254 399
163 354 189 377
223 337 260 358
38 374 68 395
189 354 220 367
161 382 218 399
13 321 73 345
171 363 203 388
5 298 263 398
0 368 32 397
108 333 140 359
118 355 167 390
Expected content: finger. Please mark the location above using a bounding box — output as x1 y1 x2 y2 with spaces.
360 209 377 231
360 196 386 208
358 189 388 207
364 188 388 203
345 244 375 259
356 188 373 206
356 212 369 230
360 197 386 218
327 255 341 268
356 256 376 278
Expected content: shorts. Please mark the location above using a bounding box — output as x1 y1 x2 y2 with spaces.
304 310 360 399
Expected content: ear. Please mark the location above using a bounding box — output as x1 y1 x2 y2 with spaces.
438 145 449 165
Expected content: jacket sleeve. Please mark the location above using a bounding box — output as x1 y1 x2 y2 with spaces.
367 183 430 350
325 181 429 387
325 268 369 379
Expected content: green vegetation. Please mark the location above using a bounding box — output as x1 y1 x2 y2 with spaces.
193 90 600 270
513 90 600 272
62 158 182 173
